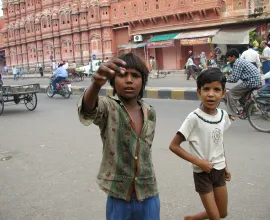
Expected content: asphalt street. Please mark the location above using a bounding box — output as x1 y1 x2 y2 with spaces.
2 73 236 89
0 95 270 220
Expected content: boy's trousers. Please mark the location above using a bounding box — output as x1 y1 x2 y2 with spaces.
106 193 160 220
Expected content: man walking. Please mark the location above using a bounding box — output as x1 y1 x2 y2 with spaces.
260 41 270 84
240 43 261 70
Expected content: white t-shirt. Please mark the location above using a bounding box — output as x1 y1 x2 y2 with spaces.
240 49 261 69
262 46 270 61
178 108 231 173
186 58 194 67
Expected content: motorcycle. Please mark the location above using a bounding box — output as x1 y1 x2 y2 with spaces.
46 77 72 99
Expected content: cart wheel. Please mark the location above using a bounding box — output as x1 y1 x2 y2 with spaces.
24 93 37 111
0 97 4 116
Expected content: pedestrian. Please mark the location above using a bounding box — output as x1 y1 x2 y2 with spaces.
78 53 160 220
38 63 43 77
200 52 207 69
240 43 261 70
152 56 157 75
169 68 231 220
12 66 17 80
260 41 270 84
4 65 8 76
186 52 196 80
63 60 69 69
258 71 270 97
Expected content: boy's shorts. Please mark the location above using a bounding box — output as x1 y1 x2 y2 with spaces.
193 168 226 194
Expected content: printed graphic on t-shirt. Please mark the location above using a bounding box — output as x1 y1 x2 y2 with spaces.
212 128 222 144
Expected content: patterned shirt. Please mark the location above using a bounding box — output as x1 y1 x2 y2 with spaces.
78 93 158 201
227 58 262 88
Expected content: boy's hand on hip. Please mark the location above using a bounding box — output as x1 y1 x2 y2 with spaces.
93 59 126 87
198 160 213 173
225 167 231 182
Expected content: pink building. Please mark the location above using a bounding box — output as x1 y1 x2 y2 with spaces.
2 0 270 70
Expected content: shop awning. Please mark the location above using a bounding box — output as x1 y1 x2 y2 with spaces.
211 27 256 44
148 33 179 42
136 43 147 48
175 29 220 39
118 43 139 49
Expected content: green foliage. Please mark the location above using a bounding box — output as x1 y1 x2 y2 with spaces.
249 31 264 54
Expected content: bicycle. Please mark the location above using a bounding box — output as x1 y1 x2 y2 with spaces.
149 68 170 79
225 87 270 133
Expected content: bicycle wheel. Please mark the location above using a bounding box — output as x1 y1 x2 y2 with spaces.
247 99 270 133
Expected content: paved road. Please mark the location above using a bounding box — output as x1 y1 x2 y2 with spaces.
1 95 269 220
2 73 236 89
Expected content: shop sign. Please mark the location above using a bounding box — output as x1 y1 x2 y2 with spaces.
147 40 175 48
180 37 211 45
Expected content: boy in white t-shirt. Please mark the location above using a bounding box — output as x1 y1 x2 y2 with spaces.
169 68 231 220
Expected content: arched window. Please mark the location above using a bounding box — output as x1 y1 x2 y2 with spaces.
42 17 47 28
61 13 66 24
44 44 54 60
143 1 149 11
89 7 95 19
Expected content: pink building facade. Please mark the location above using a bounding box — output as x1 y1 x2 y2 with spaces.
2 0 270 70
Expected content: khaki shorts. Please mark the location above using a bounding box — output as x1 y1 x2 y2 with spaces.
193 168 226 194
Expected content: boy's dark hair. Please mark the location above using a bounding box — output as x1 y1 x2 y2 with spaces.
109 53 149 99
196 68 226 90
226 48 240 58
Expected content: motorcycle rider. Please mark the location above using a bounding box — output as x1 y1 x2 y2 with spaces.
52 61 68 93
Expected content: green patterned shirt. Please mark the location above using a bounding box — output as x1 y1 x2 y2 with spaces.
78 94 158 201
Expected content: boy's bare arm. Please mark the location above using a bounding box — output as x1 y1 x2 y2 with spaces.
169 132 213 173
82 59 126 114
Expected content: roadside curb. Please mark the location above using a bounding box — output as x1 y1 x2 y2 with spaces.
39 85 199 100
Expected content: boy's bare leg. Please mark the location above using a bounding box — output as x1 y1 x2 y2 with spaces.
184 186 228 220
213 185 228 218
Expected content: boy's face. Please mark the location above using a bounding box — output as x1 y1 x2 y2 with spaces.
227 56 235 63
114 68 143 100
197 81 226 114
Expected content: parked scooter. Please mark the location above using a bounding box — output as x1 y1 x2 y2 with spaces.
46 77 72 99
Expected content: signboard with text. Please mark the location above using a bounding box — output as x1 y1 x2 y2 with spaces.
180 37 211 46
147 40 175 48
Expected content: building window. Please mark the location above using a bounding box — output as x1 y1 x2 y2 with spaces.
156 0 160 10
144 1 149 11
123 6 127 15
132 4 138 13
113 8 117 18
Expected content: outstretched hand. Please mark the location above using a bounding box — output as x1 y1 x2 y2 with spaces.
93 59 126 87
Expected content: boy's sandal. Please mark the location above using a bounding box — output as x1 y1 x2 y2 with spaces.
229 115 237 121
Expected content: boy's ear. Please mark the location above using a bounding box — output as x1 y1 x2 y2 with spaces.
197 88 201 97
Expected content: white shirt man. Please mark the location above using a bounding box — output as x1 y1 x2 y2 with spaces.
262 45 270 62
63 61 69 70
240 46 261 70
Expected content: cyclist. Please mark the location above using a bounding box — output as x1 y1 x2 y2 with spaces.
223 48 261 121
